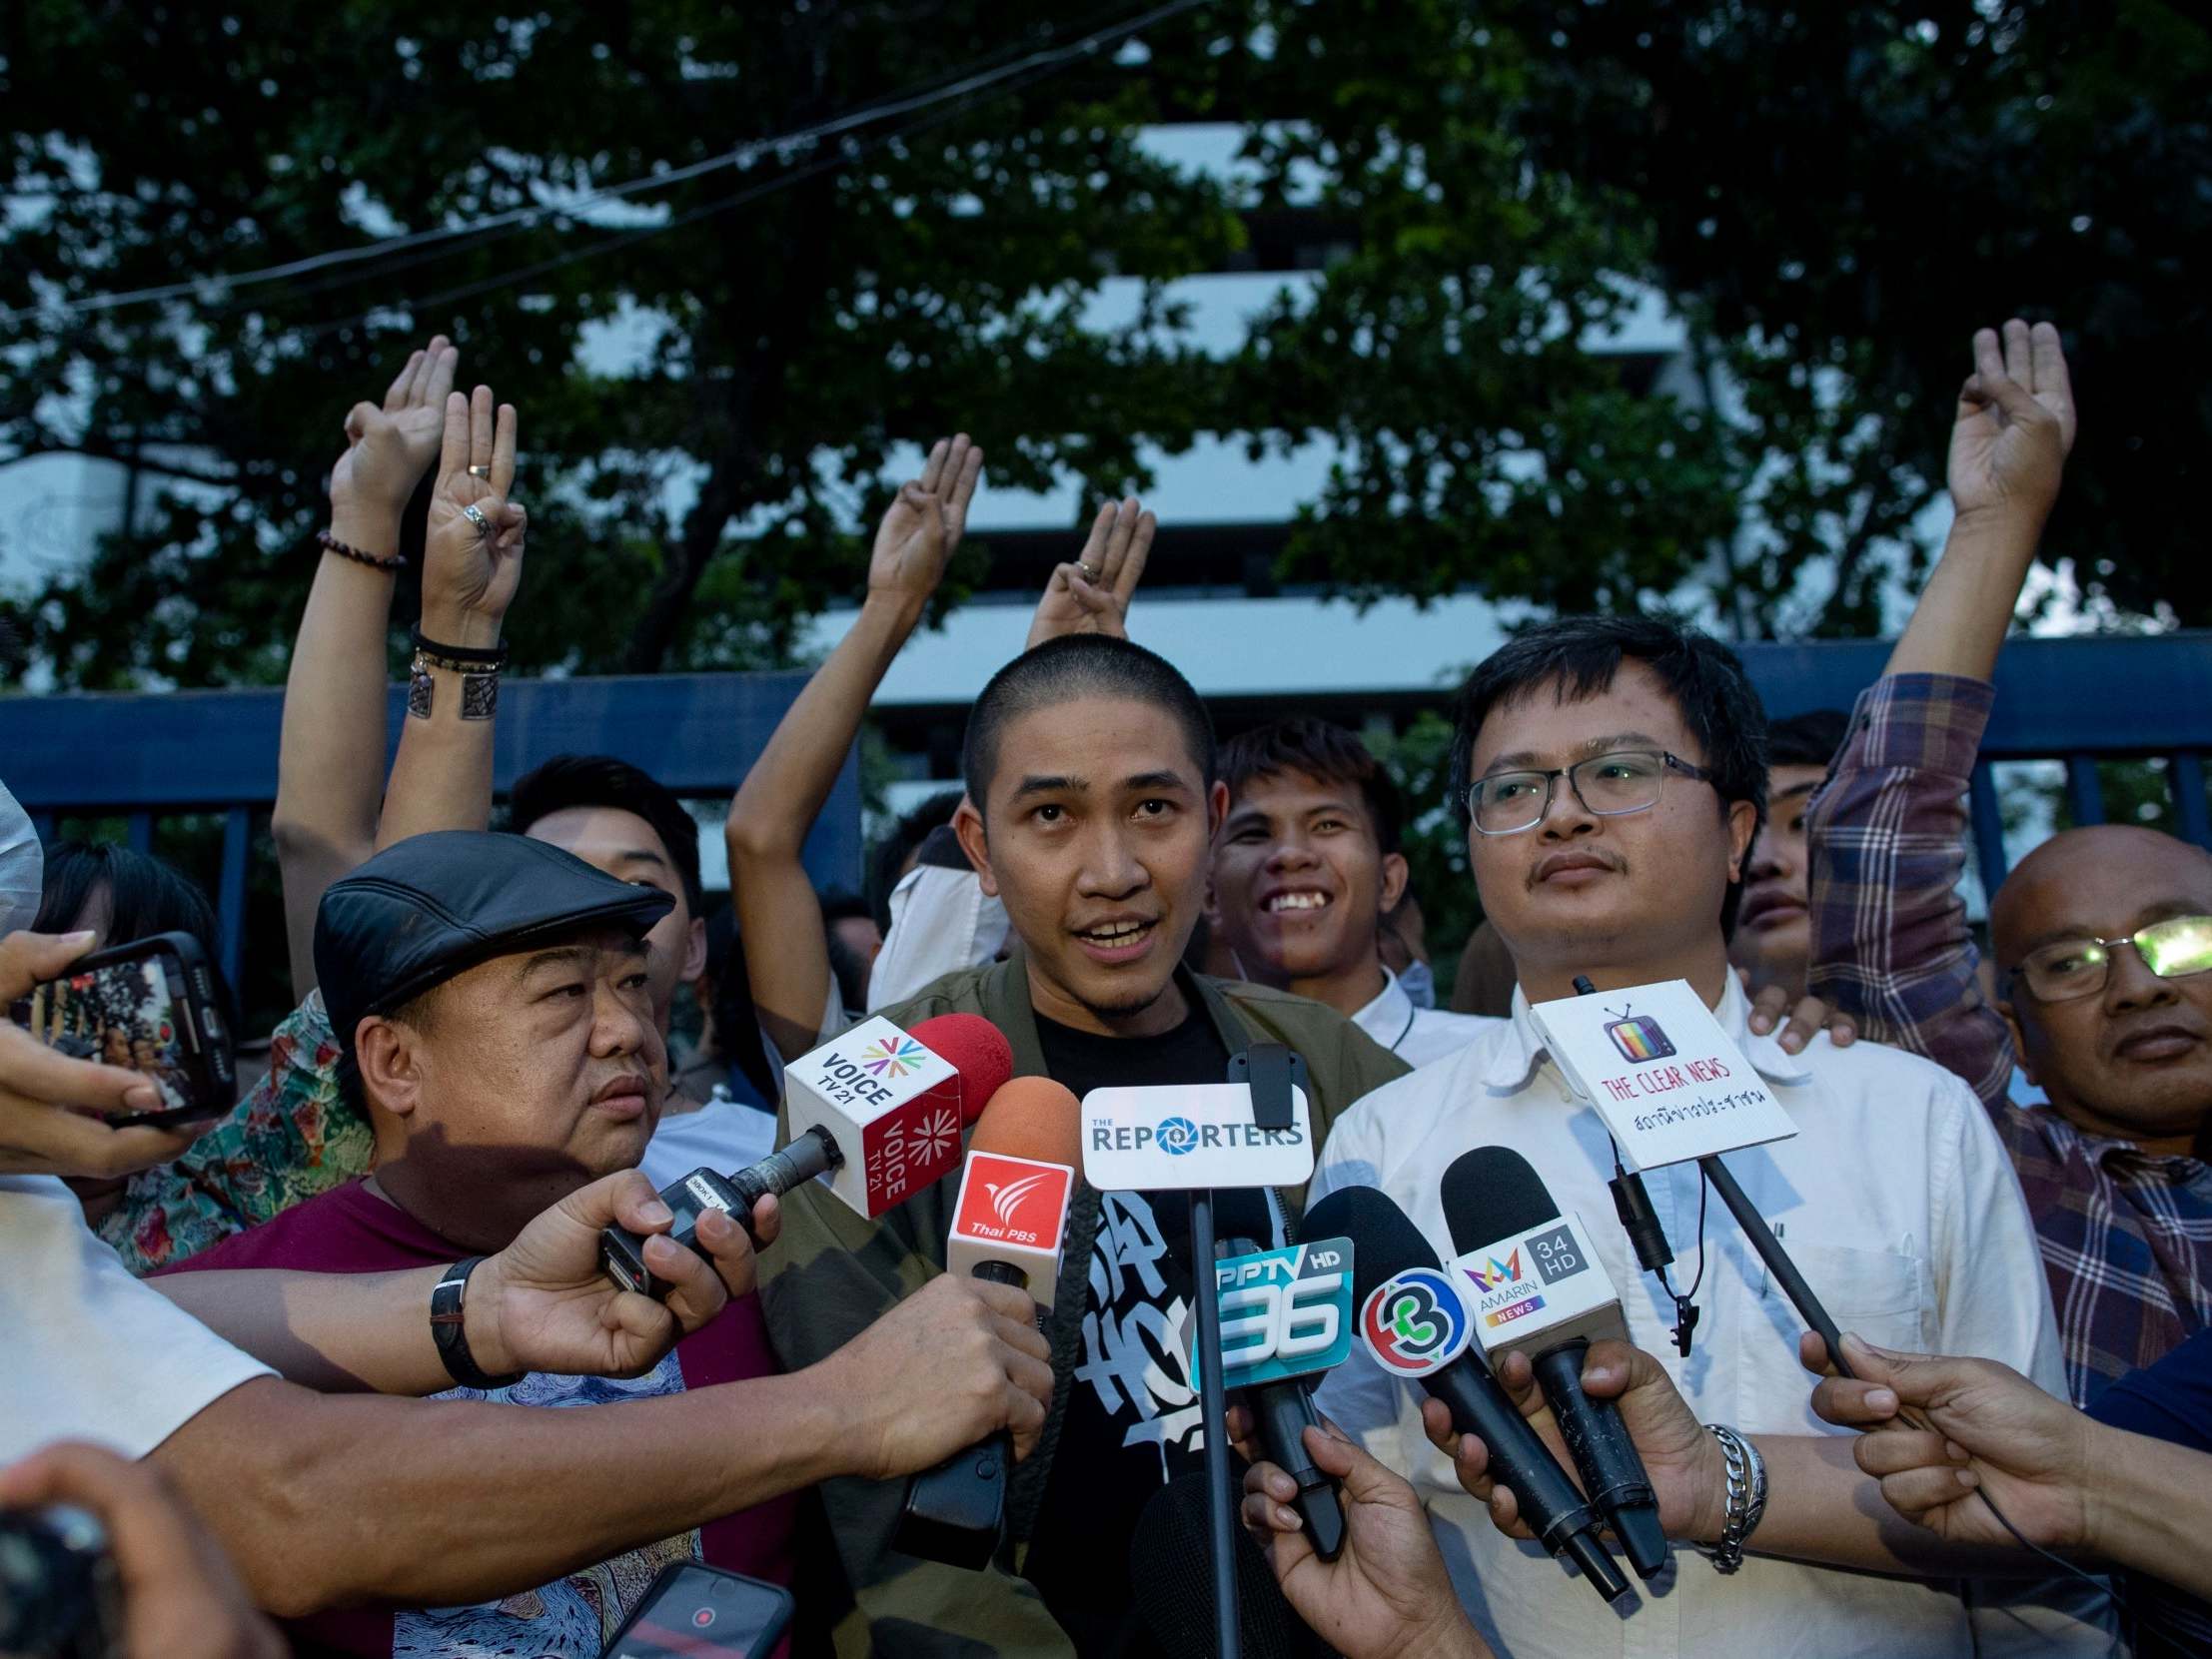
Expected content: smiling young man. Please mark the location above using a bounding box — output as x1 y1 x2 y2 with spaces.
1212 717 1493 1064
760 635 1406 1657
1309 615 2110 1659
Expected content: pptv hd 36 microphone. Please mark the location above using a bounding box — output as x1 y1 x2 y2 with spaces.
895 1075 1081 1569
1442 1147 1670 1580
1305 1183 1632 1605
600 1013 1011 1298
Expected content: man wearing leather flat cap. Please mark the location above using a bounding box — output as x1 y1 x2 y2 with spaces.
144 831 1054 1657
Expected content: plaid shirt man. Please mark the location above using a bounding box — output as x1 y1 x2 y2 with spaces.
1807 672 2212 1409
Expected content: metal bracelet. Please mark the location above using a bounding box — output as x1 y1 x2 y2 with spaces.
1703 1423 1767 1574
407 651 501 721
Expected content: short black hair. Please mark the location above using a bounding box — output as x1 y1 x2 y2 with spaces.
867 789 965 927
1765 708 1849 771
1219 718 1404 854
1447 616 1768 937
961 635 1217 811
508 754 702 915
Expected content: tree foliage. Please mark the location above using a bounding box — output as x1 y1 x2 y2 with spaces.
1 0 2205 692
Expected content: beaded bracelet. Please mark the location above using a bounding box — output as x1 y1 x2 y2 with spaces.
317 528 406 571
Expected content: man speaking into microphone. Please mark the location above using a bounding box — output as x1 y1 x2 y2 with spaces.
1310 616 2112 1658
761 636 1406 1657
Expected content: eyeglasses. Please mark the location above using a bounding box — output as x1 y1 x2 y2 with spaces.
1465 749 1714 837
2004 914 2212 1004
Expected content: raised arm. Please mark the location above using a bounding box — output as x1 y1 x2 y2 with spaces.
272 340 457 998
374 385 527 848
726 435 981 1060
1806 320 2075 1109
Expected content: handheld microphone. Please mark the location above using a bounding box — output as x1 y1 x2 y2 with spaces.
600 1012 1010 1298
1221 1214 1348 1564
1441 1147 1669 1580
1306 1184 1630 1604
895 1075 1080 1569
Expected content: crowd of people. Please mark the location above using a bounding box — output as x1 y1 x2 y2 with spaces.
3 316 2209 1659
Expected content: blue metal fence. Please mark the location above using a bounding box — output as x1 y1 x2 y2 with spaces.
1 634 2206 993
1735 632 2212 885
0 672 862 992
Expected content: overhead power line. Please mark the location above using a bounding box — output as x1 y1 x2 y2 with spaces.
1 0 1205 329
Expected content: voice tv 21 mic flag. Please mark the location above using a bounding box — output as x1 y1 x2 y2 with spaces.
784 1015 965 1214
1529 978 1797 1172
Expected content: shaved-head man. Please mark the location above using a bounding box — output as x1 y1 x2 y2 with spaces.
1992 826 2212 1156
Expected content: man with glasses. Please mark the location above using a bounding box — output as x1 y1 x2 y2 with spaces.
1309 610 2106 1658
1807 319 2212 1414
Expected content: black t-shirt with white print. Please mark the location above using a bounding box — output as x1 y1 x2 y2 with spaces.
1020 1003 1232 1657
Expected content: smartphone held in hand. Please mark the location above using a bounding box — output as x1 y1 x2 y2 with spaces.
7 931 236 1128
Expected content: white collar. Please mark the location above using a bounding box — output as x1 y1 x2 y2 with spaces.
1481 973 1814 1095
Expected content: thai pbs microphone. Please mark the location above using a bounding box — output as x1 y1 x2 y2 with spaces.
895 1075 1080 1568
1442 1147 1670 1580
600 1013 1013 1297
1306 1183 1631 1605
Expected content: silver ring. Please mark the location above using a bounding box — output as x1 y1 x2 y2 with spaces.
1078 562 1100 582
460 503 493 538
467 464 492 479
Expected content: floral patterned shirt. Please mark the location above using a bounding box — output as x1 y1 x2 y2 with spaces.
98 990 371 1274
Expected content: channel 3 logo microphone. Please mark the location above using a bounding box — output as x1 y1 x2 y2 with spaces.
1189 1218 1356 1559
600 1013 1011 1299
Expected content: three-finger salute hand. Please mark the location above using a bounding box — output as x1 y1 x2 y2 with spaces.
330 336 459 517
1026 496 1156 649
1948 318 2075 527
867 434 984 610
423 385 525 648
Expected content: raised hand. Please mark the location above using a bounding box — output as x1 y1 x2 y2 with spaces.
1026 496 1156 649
1948 319 2075 527
867 433 984 610
329 337 459 516
422 386 526 649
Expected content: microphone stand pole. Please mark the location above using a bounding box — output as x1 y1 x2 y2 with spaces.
1696 1154 1852 1376
1189 1187 1241 1659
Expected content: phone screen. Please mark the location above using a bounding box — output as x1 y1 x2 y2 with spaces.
15 953 199 1113
601 1563 789 1659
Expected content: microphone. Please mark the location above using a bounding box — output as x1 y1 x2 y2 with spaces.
1205 1196 1347 1563
600 1012 1010 1298
1306 1184 1631 1605
1441 1147 1669 1580
895 1075 1081 1568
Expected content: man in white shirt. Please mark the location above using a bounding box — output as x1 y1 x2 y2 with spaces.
1310 614 2111 1658
1211 717 1494 1065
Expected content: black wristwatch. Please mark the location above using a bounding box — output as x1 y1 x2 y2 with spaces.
429 1255 526 1391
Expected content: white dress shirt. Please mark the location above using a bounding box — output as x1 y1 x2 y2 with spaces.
1351 965 1496 1067
1311 976 2114 1659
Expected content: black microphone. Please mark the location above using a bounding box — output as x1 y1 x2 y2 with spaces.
1306 1184 1630 1604
598 1128 838 1298
1441 1147 1670 1580
1221 1229 1348 1563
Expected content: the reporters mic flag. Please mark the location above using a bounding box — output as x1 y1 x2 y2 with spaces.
895 1075 1081 1569
1306 1183 1632 1605
1441 1147 1670 1580
599 1012 1010 1299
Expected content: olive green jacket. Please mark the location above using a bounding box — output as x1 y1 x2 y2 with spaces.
758 953 1409 1657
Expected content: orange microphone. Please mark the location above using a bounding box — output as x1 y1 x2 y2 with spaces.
943 1077 1081 1309
897 1075 1081 1568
